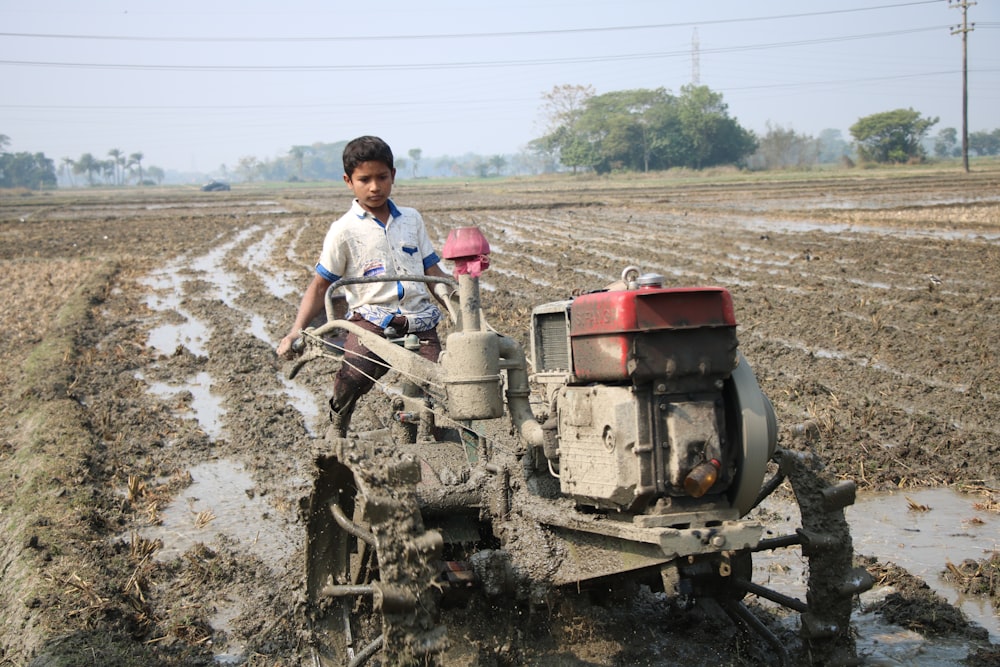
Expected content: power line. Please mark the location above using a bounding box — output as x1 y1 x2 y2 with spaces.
0 27 947 73
7 69 994 113
0 1 944 43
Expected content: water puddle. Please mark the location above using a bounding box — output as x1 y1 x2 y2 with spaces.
847 488 1000 639
147 318 211 357
142 261 212 357
136 459 300 662
140 458 297 565
733 216 1000 243
277 371 324 436
242 227 300 301
142 371 226 441
141 225 273 357
188 227 260 308
755 486 1000 663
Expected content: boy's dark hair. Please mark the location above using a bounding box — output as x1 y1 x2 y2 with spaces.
343 136 394 177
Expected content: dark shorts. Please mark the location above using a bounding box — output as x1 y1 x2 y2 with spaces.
332 314 441 406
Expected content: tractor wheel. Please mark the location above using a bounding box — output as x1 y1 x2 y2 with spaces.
306 439 446 666
724 447 874 666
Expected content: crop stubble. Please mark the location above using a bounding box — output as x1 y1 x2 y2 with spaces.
1 168 998 664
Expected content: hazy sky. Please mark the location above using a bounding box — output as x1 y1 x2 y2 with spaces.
2 0 997 173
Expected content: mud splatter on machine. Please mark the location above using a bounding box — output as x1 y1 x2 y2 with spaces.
290 226 871 667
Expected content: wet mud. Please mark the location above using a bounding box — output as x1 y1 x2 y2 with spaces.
1 167 998 665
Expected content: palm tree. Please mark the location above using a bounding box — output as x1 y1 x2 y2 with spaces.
102 159 116 185
74 153 99 186
129 151 144 185
107 148 123 185
61 157 76 187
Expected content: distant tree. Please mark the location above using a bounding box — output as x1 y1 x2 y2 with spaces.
247 140 359 181
101 159 116 184
74 153 100 185
288 146 309 180
933 128 959 158
535 84 753 173
146 165 165 185
488 154 506 176
434 156 461 178
850 108 937 164
61 157 76 186
541 84 595 133
968 129 1000 157
107 148 124 185
549 125 600 173
408 148 422 178
129 152 144 185
817 129 851 163
236 155 260 182
750 122 819 170
676 85 757 169
0 134 10 152
576 88 675 172
0 151 57 189
536 84 596 169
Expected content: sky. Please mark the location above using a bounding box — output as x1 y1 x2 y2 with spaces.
2 0 998 174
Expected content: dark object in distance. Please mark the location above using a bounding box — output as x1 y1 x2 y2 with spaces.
201 180 230 192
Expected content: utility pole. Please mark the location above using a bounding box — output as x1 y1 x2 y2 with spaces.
949 0 975 173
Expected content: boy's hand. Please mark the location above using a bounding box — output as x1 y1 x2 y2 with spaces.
276 334 301 360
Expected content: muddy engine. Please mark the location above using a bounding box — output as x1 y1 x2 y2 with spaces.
530 272 777 515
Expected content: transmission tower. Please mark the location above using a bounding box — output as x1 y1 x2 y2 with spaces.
691 28 700 85
949 0 975 173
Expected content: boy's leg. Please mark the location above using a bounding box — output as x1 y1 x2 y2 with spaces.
329 320 443 436
330 320 390 436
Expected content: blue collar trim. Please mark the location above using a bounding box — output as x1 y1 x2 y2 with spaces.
354 198 401 222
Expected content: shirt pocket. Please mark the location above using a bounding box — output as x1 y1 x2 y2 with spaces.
397 243 424 274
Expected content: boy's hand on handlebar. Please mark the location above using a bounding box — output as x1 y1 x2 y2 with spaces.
276 334 302 360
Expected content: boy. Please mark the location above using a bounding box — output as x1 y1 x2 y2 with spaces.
277 135 449 435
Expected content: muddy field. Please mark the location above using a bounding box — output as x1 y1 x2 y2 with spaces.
1 166 999 666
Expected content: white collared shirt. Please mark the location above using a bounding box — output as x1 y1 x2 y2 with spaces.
316 199 442 332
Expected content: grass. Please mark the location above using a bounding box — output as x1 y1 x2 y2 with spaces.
0 259 140 662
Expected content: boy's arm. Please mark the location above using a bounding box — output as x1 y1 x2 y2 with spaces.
424 262 453 307
425 262 448 279
277 273 332 359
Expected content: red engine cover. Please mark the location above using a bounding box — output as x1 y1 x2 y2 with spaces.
570 287 737 382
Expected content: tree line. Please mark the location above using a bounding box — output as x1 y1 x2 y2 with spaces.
0 134 56 190
531 84 758 173
230 142 530 183
0 134 166 190
533 84 999 174
59 150 165 187
5 86 1000 190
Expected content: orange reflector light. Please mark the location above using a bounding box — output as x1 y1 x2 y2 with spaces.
684 458 721 498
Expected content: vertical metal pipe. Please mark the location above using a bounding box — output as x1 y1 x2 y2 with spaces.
459 273 482 332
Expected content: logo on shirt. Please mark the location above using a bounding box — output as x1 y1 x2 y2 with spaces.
362 260 386 278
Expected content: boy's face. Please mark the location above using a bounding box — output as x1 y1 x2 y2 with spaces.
344 160 395 215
